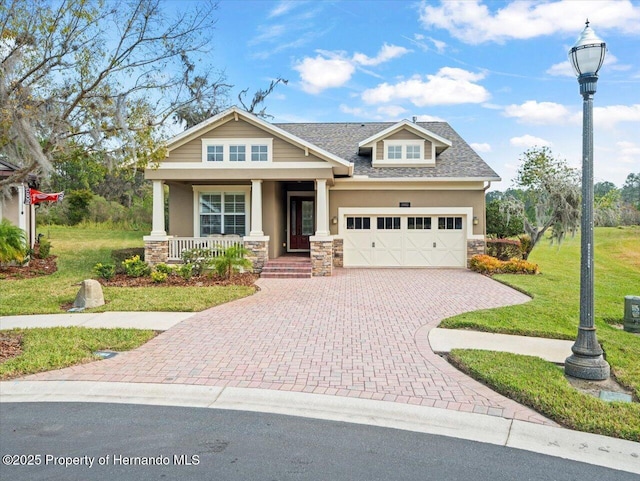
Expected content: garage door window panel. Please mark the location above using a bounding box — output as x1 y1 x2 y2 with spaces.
408 217 431 230
377 217 400 230
438 216 463 230
347 216 371 230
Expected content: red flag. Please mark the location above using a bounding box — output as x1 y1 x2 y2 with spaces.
25 187 65 205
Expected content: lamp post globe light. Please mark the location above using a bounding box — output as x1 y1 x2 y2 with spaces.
564 21 610 381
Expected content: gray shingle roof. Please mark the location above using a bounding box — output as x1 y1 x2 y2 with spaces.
274 121 500 180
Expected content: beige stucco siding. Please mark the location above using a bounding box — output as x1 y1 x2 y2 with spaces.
329 189 485 236
167 182 194 236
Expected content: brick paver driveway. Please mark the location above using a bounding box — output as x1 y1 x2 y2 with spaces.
28 269 552 424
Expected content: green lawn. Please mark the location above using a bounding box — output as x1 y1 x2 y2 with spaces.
0 225 255 315
441 226 640 440
0 327 157 380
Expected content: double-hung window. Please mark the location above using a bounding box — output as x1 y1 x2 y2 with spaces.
203 139 272 163
382 140 424 163
199 192 246 236
387 145 402 160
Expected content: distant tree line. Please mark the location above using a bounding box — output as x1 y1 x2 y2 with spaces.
486 147 639 254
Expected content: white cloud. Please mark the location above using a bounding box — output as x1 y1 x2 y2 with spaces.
339 104 367 117
294 53 355 94
361 67 489 107
419 0 640 44
268 1 299 18
294 43 411 95
471 142 492 152
376 105 408 118
510 135 552 148
353 43 410 67
504 100 572 125
414 114 446 122
594 104 640 129
617 141 640 165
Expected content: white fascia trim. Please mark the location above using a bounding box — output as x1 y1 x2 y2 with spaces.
358 119 452 148
337 206 482 239
157 161 335 170
192 184 251 238
334 176 501 183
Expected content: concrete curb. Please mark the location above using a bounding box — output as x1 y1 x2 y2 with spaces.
1 380 638 474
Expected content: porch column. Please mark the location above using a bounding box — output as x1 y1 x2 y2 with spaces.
315 178 329 237
150 180 166 237
250 179 264 237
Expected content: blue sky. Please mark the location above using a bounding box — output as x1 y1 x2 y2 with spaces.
184 0 640 189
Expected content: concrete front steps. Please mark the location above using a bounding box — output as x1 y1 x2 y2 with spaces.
260 256 312 279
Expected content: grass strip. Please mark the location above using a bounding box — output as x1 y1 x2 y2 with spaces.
0 327 157 380
449 349 640 442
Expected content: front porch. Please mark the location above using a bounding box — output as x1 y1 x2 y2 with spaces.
143 178 335 277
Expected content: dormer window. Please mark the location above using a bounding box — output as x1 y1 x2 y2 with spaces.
383 140 423 163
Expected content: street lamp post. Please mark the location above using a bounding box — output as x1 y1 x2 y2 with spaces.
564 20 610 381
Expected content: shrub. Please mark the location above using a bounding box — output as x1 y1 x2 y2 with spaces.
0 219 28 264
177 263 193 281
154 263 173 275
150 271 168 283
486 238 522 261
111 248 145 272
93 262 115 281
35 238 52 259
66 189 94 225
181 247 215 276
469 254 539 275
518 234 534 260
212 244 253 279
486 199 524 238
122 255 151 278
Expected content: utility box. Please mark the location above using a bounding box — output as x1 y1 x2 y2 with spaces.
624 295 640 333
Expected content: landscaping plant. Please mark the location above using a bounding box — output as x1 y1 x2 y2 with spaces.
212 244 253 280
0 219 28 264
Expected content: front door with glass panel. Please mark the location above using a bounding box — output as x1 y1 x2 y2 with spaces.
289 197 314 250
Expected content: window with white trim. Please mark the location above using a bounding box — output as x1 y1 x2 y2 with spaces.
229 145 246 161
382 140 423 162
202 139 273 163
199 192 246 236
206 145 223 162
251 145 268 161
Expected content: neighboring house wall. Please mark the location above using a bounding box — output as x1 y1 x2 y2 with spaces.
329 188 485 236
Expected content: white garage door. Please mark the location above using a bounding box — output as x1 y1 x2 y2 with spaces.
343 215 466 267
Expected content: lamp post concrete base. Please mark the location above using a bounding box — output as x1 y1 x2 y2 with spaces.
565 328 610 380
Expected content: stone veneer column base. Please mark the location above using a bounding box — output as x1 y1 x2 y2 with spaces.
244 237 269 274
310 236 333 276
466 238 486 267
332 238 344 267
143 237 169 266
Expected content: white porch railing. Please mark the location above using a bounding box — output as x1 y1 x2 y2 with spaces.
168 236 243 261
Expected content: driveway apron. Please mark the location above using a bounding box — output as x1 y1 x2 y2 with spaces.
26 269 553 425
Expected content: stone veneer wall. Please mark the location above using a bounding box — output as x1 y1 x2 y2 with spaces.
333 238 344 267
466 239 486 267
311 239 333 276
144 240 168 266
244 239 269 274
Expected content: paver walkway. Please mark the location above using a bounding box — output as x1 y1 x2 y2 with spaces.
26 269 553 425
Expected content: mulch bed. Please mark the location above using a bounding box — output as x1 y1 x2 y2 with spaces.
0 256 58 280
0 332 22 363
99 272 258 288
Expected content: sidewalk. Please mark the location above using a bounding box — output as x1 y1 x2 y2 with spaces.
0 311 195 331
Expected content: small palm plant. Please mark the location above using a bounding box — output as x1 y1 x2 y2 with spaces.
212 244 253 280
0 219 28 264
